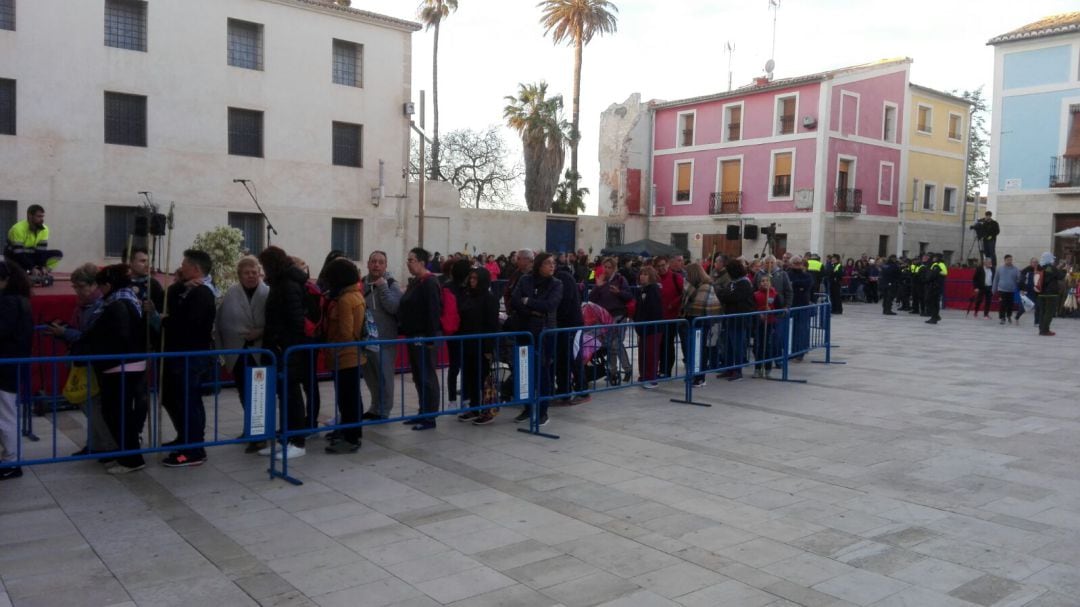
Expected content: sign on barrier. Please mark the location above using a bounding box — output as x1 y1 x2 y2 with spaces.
517 345 530 400
247 366 272 437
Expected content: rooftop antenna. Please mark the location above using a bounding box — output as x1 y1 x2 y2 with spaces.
725 42 735 91
768 0 780 78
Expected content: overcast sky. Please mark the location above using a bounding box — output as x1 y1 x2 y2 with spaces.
362 0 1078 213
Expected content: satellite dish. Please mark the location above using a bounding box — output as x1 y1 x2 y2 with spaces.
764 59 775 74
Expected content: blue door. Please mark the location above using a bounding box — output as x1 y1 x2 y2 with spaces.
546 219 576 254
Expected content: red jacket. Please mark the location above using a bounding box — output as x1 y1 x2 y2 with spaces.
658 270 684 319
754 287 780 324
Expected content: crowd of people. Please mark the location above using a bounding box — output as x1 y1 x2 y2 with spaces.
1 215 1075 478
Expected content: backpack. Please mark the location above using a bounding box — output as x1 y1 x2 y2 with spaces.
426 276 460 335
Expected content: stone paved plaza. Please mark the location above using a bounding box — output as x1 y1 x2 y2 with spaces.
1 304 1079 607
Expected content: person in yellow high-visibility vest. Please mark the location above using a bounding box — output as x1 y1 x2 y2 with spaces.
924 253 948 324
5 205 63 283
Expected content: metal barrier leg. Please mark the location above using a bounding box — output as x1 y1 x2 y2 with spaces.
670 324 712 407
812 302 846 365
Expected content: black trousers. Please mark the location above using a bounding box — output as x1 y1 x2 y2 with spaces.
925 289 941 321
998 292 1015 320
882 285 895 313
100 370 147 468
461 339 491 407
334 366 362 444
974 286 993 316
662 322 678 376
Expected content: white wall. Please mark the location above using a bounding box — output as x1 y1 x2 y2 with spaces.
0 0 416 274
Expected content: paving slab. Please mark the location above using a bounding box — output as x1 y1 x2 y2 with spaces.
1 305 1077 605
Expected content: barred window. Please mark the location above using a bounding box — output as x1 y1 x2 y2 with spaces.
104 92 147 147
104 205 139 258
0 0 14 31
331 218 362 261
0 78 13 135
105 0 147 51
227 18 263 70
332 39 362 87
0 200 16 241
228 108 263 157
332 121 362 167
228 212 265 254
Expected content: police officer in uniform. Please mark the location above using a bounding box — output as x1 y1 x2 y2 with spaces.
909 254 928 315
806 254 823 295
897 257 912 311
924 253 947 324
880 255 900 315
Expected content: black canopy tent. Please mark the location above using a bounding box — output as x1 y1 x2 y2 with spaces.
601 238 683 257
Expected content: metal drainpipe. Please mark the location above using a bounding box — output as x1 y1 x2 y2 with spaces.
645 104 655 241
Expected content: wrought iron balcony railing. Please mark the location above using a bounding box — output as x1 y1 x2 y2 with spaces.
1050 156 1080 188
835 188 862 214
772 176 792 198
709 191 742 214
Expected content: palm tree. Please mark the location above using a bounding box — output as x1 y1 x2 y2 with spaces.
504 82 567 212
419 0 459 181
538 0 618 208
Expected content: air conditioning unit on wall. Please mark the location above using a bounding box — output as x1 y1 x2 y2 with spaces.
795 189 814 209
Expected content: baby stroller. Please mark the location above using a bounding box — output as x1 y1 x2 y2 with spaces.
575 303 614 389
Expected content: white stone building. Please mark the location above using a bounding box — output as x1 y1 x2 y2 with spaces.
0 0 426 275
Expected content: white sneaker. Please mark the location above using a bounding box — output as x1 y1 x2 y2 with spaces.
257 445 273 456
273 444 306 460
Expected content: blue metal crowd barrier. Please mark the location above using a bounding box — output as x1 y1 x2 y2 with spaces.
0 348 277 475
1 303 837 479
535 317 688 439
271 332 534 485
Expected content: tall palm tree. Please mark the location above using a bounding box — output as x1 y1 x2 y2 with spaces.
504 82 567 212
538 0 618 206
419 0 459 181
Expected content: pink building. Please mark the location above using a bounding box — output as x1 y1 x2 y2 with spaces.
617 59 916 259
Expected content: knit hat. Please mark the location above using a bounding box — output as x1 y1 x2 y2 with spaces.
1039 252 1055 266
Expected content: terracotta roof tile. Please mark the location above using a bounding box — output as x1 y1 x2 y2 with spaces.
987 12 1080 45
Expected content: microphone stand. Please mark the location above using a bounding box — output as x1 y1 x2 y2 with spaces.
236 180 277 247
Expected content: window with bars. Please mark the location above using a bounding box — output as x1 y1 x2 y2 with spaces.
332 121 362 167
332 39 363 87
228 212 265 254
0 200 16 241
670 233 689 258
229 108 263 157
0 78 13 135
104 92 147 147
605 224 624 249
104 205 139 258
0 0 14 31
105 0 147 51
331 218 362 261
227 18 263 70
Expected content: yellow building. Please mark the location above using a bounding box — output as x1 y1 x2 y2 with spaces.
903 84 972 262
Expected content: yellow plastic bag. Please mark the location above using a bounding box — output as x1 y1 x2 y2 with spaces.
63 366 100 405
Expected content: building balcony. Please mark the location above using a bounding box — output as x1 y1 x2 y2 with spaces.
835 188 862 215
1050 156 1080 192
709 191 742 214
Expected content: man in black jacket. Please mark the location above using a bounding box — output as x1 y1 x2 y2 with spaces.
400 247 443 431
160 249 216 467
